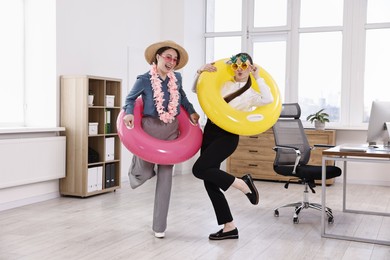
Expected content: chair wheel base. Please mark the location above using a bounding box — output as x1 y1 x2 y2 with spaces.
273 202 335 224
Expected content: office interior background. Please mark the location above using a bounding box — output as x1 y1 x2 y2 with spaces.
0 0 389 211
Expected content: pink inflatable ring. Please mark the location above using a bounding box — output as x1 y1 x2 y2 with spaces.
117 98 203 164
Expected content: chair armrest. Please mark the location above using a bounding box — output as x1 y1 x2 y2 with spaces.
272 145 299 151
272 145 301 174
313 144 335 150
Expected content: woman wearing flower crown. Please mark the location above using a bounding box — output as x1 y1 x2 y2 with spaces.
123 40 200 239
192 53 274 240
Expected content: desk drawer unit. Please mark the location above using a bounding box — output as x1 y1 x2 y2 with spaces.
227 129 336 185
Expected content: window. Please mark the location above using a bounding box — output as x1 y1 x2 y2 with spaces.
298 32 342 123
364 29 390 121
253 0 287 27
0 0 56 128
367 0 390 23
204 0 390 129
206 0 242 32
0 0 24 126
300 0 343 27
252 37 287 102
364 0 390 122
298 0 343 124
205 37 242 62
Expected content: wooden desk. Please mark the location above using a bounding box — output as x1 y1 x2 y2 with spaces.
321 145 390 246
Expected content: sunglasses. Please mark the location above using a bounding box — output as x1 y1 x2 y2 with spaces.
159 55 178 64
231 62 249 71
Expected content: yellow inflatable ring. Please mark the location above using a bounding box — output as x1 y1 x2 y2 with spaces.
196 58 282 136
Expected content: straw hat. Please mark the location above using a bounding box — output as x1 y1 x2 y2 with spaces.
144 40 188 70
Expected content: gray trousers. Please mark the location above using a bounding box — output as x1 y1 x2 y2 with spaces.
128 116 179 232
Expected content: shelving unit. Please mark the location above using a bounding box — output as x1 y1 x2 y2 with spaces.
60 75 122 197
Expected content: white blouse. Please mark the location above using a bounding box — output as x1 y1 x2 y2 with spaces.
221 77 274 111
192 74 274 112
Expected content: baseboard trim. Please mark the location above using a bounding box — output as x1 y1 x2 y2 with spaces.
0 192 60 212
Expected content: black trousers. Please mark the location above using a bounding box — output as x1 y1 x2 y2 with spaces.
192 119 239 225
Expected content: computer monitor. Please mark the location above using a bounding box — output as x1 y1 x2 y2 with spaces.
366 101 390 146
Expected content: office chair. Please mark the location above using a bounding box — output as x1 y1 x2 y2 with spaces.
272 103 342 224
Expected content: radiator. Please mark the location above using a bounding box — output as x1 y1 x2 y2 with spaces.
0 136 66 189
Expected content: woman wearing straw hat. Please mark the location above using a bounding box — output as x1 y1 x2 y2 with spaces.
123 40 200 238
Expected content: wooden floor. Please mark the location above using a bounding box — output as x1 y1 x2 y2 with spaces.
1 173 390 260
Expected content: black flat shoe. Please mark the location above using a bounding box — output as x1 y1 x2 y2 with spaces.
242 174 259 205
209 228 239 240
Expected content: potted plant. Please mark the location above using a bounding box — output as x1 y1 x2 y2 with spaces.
306 108 330 130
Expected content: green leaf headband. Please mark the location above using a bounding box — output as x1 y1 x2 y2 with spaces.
230 55 238 64
229 54 248 64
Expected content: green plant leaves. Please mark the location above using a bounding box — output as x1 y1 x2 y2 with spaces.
306 108 330 123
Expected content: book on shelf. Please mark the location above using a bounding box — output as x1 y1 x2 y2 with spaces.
105 109 111 134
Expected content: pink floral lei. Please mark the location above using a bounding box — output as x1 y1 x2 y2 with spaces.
149 63 179 123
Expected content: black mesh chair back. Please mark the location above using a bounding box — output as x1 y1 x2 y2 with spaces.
273 103 311 168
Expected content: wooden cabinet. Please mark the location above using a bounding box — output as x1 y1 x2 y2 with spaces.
60 75 122 197
226 129 336 185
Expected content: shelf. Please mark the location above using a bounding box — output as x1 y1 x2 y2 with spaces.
60 75 122 197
